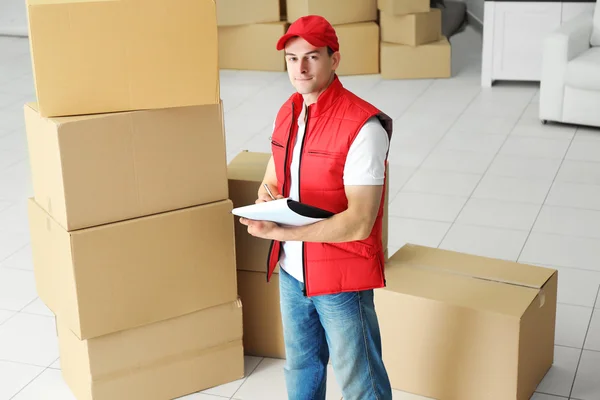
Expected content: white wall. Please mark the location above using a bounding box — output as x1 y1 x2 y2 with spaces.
0 0 28 36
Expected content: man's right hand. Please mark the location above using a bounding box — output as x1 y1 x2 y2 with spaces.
256 183 283 203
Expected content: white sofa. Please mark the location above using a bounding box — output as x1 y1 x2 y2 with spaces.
539 6 600 128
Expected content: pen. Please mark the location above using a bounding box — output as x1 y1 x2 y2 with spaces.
263 183 276 200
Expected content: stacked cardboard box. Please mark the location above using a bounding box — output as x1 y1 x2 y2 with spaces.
377 245 557 400
217 0 288 71
228 151 286 359
227 150 390 359
378 0 452 79
286 0 380 76
24 0 243 398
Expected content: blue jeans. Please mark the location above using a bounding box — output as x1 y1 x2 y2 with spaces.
279 267 393 400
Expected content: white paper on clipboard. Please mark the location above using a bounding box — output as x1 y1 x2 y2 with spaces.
231 198 335 227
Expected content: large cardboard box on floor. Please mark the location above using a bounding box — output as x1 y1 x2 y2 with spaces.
219 22 288 72
381 37 451 79
25 102 228 231
58 300 244 400
378 0 430 15
217 0 280 26
237 271 286 359
26 0 219 117
28 198 238 340
380 9 442 46
376 245 558 400
335 22 380 76
287 0 377 25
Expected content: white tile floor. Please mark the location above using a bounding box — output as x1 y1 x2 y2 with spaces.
1 26 599 400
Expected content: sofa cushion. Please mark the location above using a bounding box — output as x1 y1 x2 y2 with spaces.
592 2 600 46
566 47 600 90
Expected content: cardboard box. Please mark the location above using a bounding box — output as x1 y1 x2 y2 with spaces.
25 103 228 231
228 151 276 273
335 22 380 76
58 300 244 400
219 22 288 72
217 0 280 26
28 198 238 340
238 270 286 359
26 0 219 117
377 0 430 16
381 37 451 79
376 245 557 400
380 9 442 46
287 0 377 25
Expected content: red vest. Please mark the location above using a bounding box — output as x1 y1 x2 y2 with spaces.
267 76 393 296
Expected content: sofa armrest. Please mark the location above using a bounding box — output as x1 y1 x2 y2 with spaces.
540 13 593 121
545 13 594 63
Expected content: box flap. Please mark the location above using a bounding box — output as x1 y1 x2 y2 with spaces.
392 244 556 289
227 151 270 182
383 245 557 317
384 261 540 317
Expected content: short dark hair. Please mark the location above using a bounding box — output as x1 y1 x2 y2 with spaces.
327 46 335 56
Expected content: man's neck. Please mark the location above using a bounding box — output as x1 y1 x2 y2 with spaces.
301 73 335 106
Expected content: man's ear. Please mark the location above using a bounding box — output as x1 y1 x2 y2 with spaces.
331 52 341 71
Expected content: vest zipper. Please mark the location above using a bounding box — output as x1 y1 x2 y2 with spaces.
298 106 310 296
266 103 296 279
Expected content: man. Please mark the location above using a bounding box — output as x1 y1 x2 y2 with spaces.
239 15 393 400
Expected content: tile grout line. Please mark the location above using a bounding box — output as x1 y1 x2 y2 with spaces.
230 357 266 399
568 284 600 399
515 125 577 264
0 242 29 266
389 90 484 205
436 90 535 248
535 391 569 399
384 79 440 205
8 366 49 400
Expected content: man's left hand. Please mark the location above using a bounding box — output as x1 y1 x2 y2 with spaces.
239 218 280 240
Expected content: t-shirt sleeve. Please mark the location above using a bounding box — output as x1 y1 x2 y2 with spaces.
343 116 390 186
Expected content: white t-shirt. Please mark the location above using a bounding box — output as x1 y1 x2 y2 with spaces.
278 104 390 283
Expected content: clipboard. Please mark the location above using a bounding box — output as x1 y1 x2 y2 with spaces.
232 198 334 227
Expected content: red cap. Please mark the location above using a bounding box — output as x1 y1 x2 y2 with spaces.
276 15 339 52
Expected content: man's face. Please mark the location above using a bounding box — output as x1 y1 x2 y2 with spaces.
284 37 340 96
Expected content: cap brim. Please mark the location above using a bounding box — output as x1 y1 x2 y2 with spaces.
276 33 329 51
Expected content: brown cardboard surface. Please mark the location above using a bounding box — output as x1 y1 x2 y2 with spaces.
287 0 377 25
377 0 430 15
59 300 244 400
228 151 276 273
28 198 238 340
238 271 286 359
335 22 380 76
380 9 442 46
217 0 280 26
26 0 219 117
219 22 288 72
25 102 228 231
381 37 451 79
377 245 557 400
